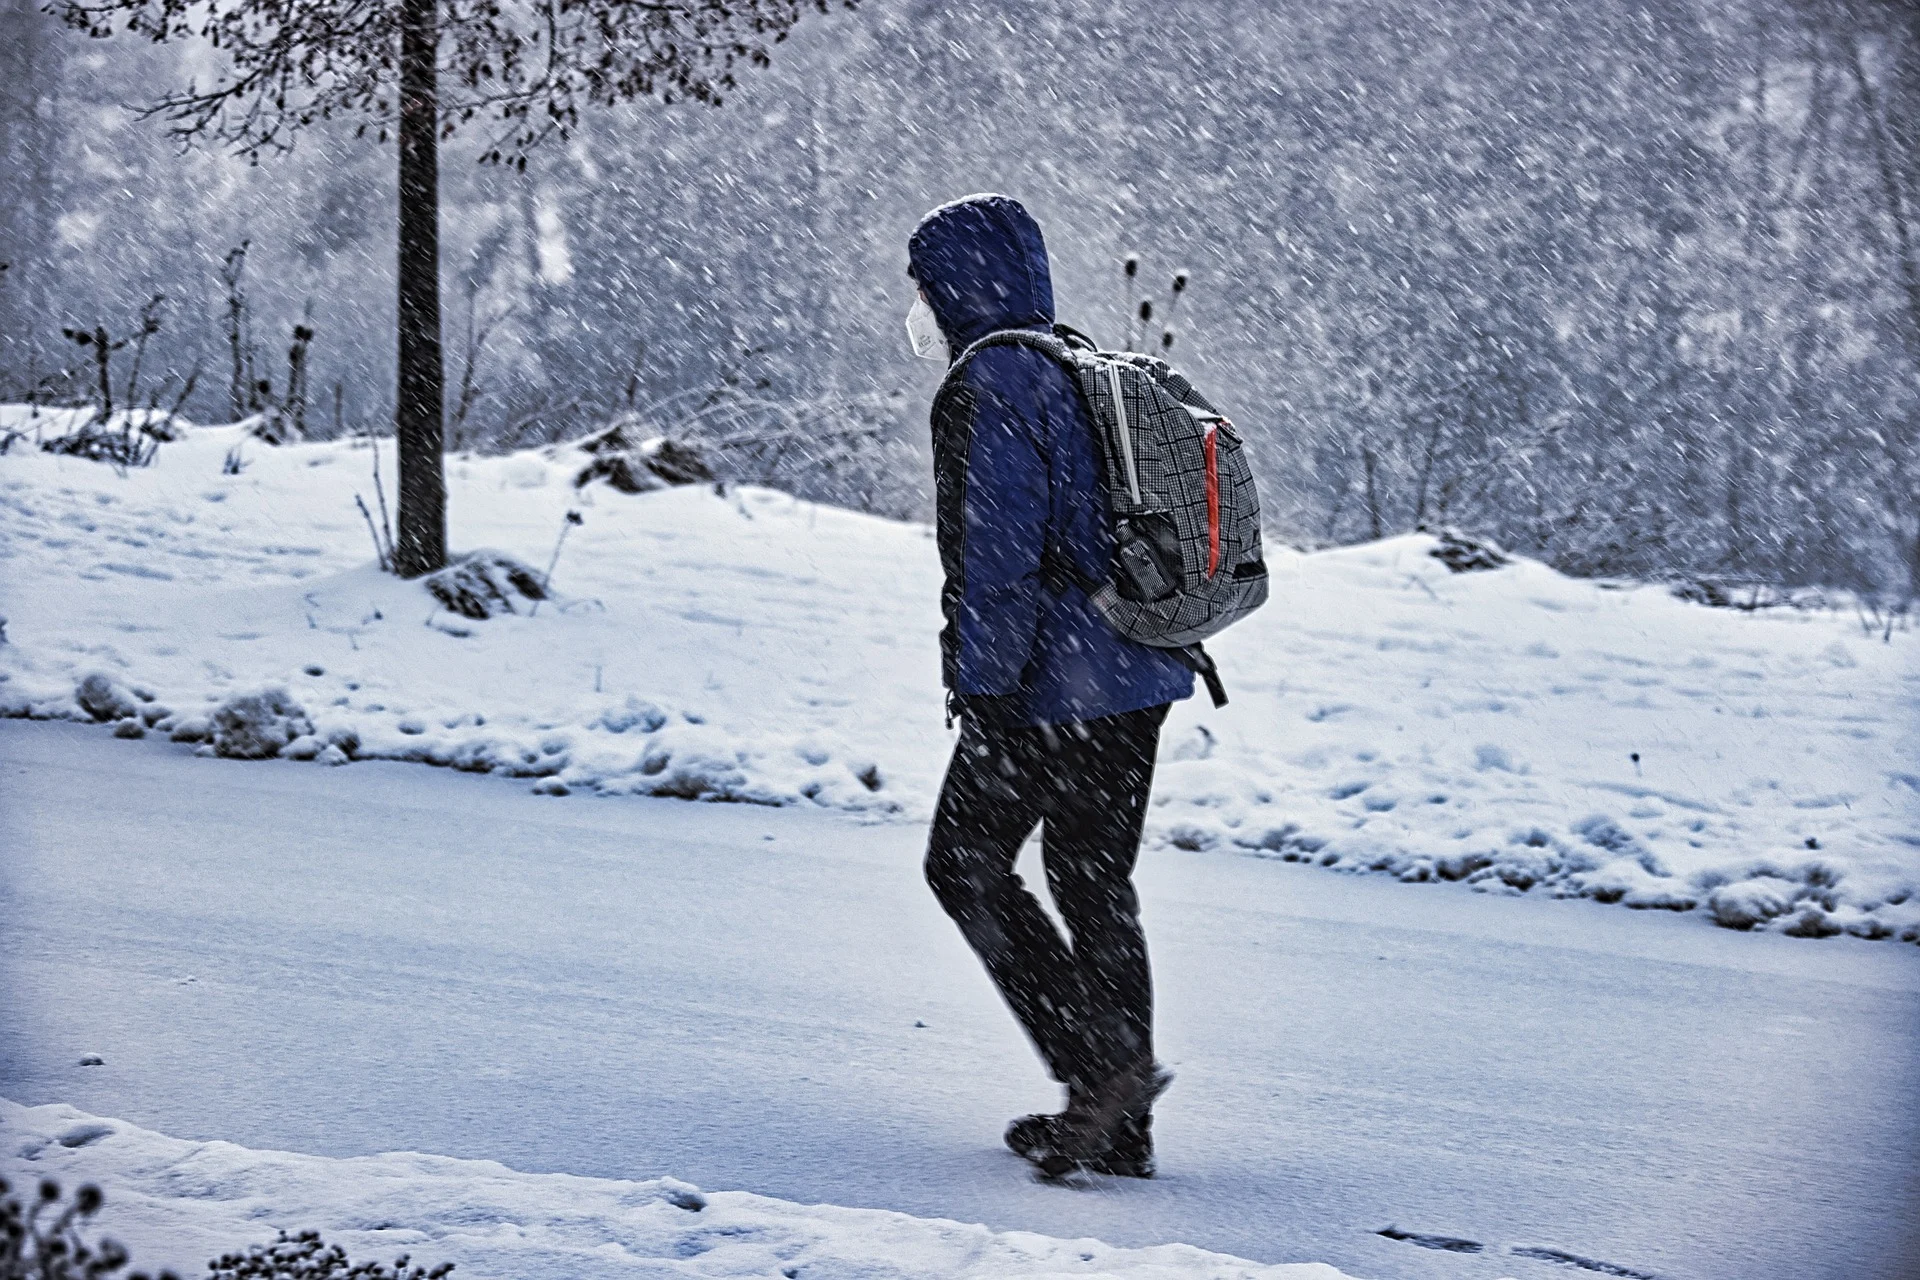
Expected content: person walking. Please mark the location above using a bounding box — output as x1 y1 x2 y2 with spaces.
908 194 1194 1178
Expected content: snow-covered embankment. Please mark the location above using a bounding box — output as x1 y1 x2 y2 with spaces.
2 407 1915 941
1 1101 1351 1279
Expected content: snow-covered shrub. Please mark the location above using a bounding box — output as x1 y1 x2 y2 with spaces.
287 725 361 764
628 729 750 800
209 1230 451 1279
1571 813 1666 875
1706 877 1801 930
0 1177 136 1280
40 417 170 468
1780 904 1843 938
1434 850 1496 881
1666 578 1829 612
167 713 213 744
422 551 546 620
0 1179 452 1280
246 409 302 446
570 420 714 493
1234 823 1328 861
593 695 668 734
211 687 313 760
1429 528 1508 573
282 734 324 761
74 672 140 722
1166 822 1218 851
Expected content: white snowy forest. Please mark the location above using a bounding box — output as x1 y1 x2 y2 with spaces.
2 1 1919 1280
3 0 1918 592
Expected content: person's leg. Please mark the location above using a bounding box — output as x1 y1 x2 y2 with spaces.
925 716 1102 1087
1039 703 1169 1084
1006 703 1171 1175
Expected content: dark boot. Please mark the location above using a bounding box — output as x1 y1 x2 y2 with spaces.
1009 1108 1156 1177
1086 1110 1155 1178
1004 1107 1064 1161
1011 1064 1170 1178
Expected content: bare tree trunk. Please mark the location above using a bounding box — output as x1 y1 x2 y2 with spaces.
1726 14 1776 574
1411 412 1444 529
0 0 57 387
1724 437 1751 575
1908 523 1920 604
89 325 111 417
1847 36 1920 366
394 0 447 577
124 293 162 409
221 242 249 421
450 277 507 449
1362 445 1384 540
286 320 313 438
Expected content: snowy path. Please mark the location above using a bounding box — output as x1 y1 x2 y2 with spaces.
3 722 1917 1280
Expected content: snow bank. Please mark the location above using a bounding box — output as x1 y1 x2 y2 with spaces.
0 1100 1352 1280
2 413 1916 942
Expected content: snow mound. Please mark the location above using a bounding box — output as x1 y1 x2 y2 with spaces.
1707 876 1802 930
2 415 1916 943
211 687 312 760
0 1099 1353 1280
75 671 142 722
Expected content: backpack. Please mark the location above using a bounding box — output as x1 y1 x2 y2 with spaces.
934 325 1268 707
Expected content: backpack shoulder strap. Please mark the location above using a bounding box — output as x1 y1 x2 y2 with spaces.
947 327 1076 376
1051 322 1100 351
931 327 1082 424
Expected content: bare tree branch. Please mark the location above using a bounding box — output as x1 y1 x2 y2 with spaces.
51 0 854 162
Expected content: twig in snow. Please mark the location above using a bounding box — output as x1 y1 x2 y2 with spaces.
355 494 391 572
371 440 395 567
359 426 397 570
531 509 584 616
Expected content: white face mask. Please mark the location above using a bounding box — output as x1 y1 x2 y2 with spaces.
905 293 949 362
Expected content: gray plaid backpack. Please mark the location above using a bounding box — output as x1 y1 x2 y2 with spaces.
937 326 1269 707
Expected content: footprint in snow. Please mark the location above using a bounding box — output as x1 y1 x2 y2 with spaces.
1377 1225 1481 1253
1474 744 1526 773
57 1122 114 1148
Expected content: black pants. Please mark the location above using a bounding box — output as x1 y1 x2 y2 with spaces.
924 702 1169 1091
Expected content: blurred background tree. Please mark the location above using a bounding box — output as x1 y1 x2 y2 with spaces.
42 0 851 574
2 0 1913 599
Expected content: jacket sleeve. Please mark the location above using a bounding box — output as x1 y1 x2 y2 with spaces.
953 379 1049 696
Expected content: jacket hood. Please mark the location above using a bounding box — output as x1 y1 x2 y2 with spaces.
907 194 1055 355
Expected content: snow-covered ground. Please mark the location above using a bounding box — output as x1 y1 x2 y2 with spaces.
1 407 1916 942
7 722 1918 1280
2 1100 1349 1280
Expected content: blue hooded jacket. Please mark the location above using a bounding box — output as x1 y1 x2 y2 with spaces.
908 195 1193 727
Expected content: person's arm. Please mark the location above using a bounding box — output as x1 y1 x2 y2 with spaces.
951 375 1049 698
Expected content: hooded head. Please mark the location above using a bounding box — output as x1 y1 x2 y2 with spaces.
906 194 1056 356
